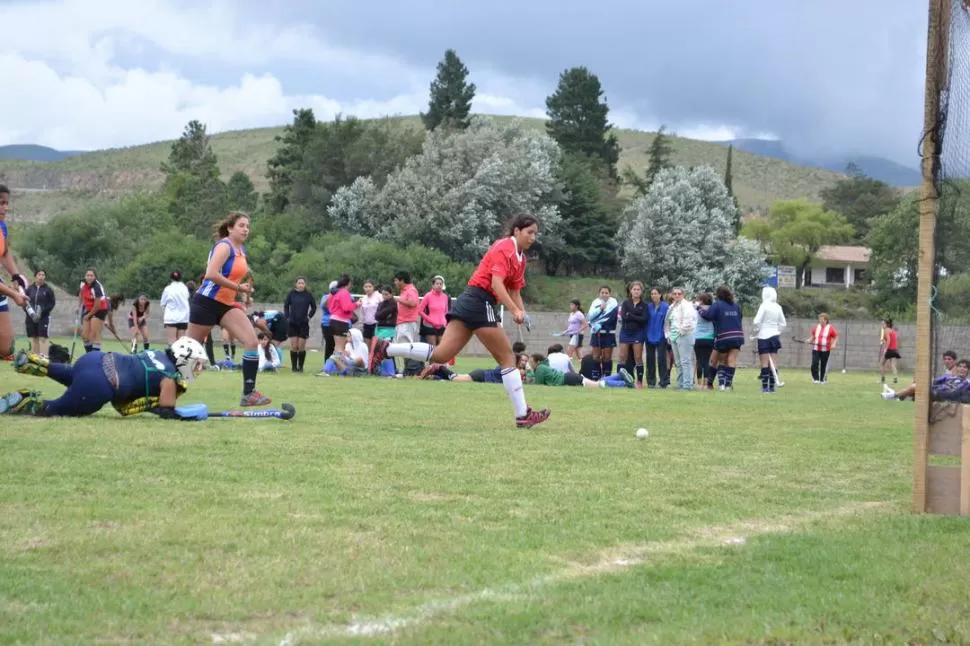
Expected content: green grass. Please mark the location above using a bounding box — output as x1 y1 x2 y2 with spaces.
3 342 960 645
0 116 843 221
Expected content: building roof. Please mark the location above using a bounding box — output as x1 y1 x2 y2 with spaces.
816 245 870 264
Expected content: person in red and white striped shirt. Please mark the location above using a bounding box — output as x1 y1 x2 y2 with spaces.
804 313 838 384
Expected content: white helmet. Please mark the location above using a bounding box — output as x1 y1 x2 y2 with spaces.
169 337 209 382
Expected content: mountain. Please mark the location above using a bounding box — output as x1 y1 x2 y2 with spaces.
719 138 921 187
0 144 87 163
0 116 846 221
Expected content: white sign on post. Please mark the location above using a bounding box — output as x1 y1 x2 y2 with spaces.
777 266 797 289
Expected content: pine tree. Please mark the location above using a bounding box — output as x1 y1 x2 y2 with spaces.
226 171 258 212
545 66 620 179
265 108 318 213
644 125 673 187
161 120 228 237
421 49 477 131
724 144 742 233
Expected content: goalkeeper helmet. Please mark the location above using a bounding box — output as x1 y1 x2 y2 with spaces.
169 337 209 382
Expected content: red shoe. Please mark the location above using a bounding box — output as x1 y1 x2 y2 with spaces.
369 339 389 374
240 391 272 407
516 407 551 429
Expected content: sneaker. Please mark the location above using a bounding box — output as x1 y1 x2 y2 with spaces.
636 382 644 389
618 368 636 389
882 385 896 401
369 339 389 374
812 380 820 384
516 407 551 429
419 363 443 380
240 391 272 407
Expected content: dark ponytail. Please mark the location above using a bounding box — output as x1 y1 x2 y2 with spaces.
505 214 539 237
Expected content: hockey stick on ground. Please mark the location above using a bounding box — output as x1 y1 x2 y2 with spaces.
173 402 296 420
791 335 809 344
768 355 784 388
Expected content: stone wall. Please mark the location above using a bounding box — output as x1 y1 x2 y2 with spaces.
33 301 970 370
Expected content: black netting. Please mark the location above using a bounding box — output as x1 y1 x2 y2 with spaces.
929 0 970 379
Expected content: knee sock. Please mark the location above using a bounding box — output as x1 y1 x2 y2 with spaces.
387 342 435 363
768 368 777 391
223 343 231 359
242 350 259 395
760 367 770 391
298 351 306 371
91 343 101 352
83 342 93 354
635 364 644 384
707 365 717 386
717 365 726 387
603 361 613 376
726 366 736 387
143 342 150 350
501 367 528 418
230 344 237 361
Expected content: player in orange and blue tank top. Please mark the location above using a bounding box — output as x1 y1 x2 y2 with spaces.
0 184 31 358
187 211 272 408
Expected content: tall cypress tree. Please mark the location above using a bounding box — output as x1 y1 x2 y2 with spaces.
421 49 476 131
545 66 621 179
724 144 741 232
644 125 674 187
265 108 318 213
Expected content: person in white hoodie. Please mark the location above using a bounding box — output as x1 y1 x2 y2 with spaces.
752 286 787 393
159 270 191 344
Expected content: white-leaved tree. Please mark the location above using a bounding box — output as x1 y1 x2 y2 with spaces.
617 165 764 304
328 117 564 263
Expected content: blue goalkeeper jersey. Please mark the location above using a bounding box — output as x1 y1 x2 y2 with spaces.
108 350 182 402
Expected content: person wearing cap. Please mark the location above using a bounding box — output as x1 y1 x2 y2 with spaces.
160 269 191 344
560 298 587 366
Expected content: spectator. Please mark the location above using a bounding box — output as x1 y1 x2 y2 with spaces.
25 270 55 357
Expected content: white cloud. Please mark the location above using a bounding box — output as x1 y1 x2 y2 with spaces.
0 0 742 151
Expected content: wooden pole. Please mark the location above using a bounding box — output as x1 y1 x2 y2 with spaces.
914 0 951 514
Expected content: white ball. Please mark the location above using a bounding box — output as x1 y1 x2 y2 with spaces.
841 369 847 373
636 428 649 440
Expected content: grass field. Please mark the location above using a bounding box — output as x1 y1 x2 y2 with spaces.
0 115 844 221
2 343 968 645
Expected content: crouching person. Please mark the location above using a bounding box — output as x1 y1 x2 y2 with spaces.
322 328 369 377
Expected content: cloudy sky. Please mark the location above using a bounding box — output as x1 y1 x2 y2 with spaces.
0 0 929 165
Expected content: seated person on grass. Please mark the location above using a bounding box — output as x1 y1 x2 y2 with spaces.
527 353 635 389
322 328 369 377
884 355 969 402
420 353 530 383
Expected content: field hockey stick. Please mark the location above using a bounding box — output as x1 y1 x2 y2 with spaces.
170 403 295 421
790 335 808 344
15 285 41 322
768 355 784 387
69 310 80 362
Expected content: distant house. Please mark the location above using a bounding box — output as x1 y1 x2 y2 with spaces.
805 245 871 289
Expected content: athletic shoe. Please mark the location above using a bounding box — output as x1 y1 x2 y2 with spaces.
369 340 389 374
240 391 272 407
618 368 636 389
882 384 896 401
812 380 820 384
636 382 643 389
516 407 551 429
419 363 443 380
314 370 330 377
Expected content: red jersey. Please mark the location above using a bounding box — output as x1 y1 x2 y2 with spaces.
467 237 526 298
883 328 898 351
811 323 837 352
80 280 108 313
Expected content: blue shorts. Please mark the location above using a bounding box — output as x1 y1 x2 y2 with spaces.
590 332 617 349
618 329 644 345
757 336 782 355
714 338 744 353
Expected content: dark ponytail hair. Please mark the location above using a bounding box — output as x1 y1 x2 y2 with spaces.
715 285 735 304
883 318 894 328
336 274 351 289
505 214 539 237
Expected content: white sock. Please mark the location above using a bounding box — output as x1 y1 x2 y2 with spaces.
387 342 433 362
501 367 528 418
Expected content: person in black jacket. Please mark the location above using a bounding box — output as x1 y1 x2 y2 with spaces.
374 285 398 374
618 280 648 388
283 277 317 373
25 270 56 357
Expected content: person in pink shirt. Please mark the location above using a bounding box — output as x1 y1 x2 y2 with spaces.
419 275 450 346
327 274 359 364
393 271 421 343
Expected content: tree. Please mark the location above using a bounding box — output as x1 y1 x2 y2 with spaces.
265 108 317 214
724 144 742 233
161 120 228 238
545 154 619 275
545 67 621 179
421 49 477 131
866 193 919 307
616 165 763 304
742 199 854 288
329 117 563 263
620 125 674 196
226 171 258 212
820 165 900 241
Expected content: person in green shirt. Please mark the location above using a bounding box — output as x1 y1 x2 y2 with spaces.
528 354 635 389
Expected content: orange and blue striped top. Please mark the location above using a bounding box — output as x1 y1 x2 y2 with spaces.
196 240 249 306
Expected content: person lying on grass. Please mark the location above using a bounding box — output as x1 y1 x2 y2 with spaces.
883 356 969 402
418 353 530 383
1 338 209 419
526 353 635 389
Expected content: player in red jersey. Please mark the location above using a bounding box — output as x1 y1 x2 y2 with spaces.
370 214 550 429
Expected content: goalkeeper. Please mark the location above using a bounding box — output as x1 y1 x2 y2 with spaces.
2 337 209 419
